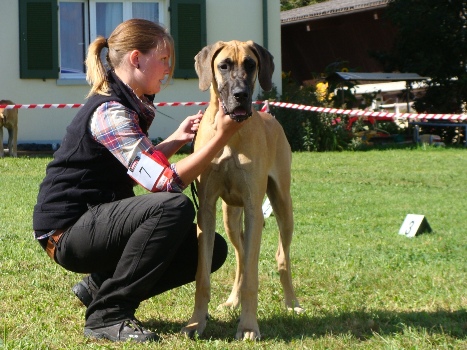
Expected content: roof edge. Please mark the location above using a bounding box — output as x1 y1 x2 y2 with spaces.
281 0 390 25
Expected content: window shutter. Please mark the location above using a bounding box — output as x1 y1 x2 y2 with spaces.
170 0 206 79
19 0 59 79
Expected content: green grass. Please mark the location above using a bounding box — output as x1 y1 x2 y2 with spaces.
1 147 466 349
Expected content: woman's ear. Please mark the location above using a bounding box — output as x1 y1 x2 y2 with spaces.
129 50 140 69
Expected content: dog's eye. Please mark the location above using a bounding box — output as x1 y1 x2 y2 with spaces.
218 59 232 72
244 59 256 71
218 63 230 71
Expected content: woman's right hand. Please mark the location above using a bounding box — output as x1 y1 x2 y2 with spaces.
215 100 246 138
173 100 247 186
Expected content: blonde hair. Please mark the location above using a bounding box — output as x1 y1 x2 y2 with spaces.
85 19 175 97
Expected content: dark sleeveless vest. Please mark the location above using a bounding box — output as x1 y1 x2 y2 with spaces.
33 71 152 233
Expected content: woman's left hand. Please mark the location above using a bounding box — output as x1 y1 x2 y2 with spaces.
177 110 203 142
155 110 203 158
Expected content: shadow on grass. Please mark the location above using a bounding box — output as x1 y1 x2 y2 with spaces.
145 309 467 342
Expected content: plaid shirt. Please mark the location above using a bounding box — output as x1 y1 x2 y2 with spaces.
89 94 185 193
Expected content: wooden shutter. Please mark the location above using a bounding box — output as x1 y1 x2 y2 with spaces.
170 0 206 79
19 0 59 79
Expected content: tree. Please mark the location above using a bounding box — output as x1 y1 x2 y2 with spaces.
280 0 328 11
380 0 467 114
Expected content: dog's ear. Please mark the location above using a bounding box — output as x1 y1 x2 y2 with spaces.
248 41 275 92
195 41 226 91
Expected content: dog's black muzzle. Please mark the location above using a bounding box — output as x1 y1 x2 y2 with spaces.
221 86 253 123
221 102 252 122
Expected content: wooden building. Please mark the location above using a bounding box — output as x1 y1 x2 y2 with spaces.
281 0 396 84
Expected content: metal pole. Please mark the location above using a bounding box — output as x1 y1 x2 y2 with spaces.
406 81 411 112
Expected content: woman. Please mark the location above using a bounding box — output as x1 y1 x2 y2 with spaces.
32 19 244 342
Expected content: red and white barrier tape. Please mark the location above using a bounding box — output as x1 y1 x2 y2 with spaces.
0 102 211 109
1 100 466 122
0 103 84 109
265 101 467 122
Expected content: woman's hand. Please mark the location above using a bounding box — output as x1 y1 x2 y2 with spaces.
172 100 247 186
176 110 203 143
214 101 246 138
154 110 203 158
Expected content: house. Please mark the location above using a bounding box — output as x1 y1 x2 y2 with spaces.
281 0 395 85
0 0 281 144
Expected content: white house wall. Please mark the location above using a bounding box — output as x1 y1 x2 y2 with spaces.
0 0 281 144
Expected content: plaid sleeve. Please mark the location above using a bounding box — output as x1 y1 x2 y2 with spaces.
168 163 186 192
90 102 185 192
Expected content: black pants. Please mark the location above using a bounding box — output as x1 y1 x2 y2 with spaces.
50 192 227 328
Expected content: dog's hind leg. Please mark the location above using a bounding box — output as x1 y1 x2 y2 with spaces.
219 202 243 310
267 176 304 314
8 126 17 157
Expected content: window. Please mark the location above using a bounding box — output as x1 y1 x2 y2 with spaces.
170 0 206 79
59 0 163 79
59 2 86 76
19 0 205 80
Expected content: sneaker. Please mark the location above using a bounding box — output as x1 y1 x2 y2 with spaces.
72 273 103 307
84 318 159 342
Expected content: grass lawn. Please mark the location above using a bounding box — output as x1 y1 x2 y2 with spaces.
0 147 466 349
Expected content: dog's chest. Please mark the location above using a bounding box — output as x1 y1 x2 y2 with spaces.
211 145 254 176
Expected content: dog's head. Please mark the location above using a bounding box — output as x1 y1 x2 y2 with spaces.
195 40 274 122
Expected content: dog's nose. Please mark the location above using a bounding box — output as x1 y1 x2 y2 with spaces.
233 88 248 102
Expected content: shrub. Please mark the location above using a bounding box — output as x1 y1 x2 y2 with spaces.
257 72 352 151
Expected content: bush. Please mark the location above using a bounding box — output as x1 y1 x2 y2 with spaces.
257 72 351 152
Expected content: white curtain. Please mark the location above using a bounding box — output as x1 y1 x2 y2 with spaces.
132 2 160 23
59 2 85 74
96 2 123 38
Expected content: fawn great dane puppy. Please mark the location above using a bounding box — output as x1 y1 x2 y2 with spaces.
182 40 304 341
0 100 18 157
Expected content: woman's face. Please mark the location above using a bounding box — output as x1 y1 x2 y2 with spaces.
136 46 171 96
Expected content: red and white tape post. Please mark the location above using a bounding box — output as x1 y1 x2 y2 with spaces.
1 100 466 122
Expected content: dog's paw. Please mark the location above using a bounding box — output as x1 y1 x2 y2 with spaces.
217 299 240 310
235 328 261 341
235 319 261 341
286 300 306 314
181 326 199 339
181 315 208 339
288 305 306 314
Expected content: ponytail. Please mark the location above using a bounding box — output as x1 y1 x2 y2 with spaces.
85 36 110 97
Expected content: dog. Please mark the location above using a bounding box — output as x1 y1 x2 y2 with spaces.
181 41 304 341
0 100 18 157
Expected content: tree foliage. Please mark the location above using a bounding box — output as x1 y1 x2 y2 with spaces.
380 0 467 113
280 0 327 11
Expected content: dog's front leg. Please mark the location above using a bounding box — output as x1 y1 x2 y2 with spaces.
181 202 217 338
219 202 243 310
236 206 264 340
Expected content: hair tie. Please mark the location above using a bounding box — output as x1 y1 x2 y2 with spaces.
104 38 109 48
